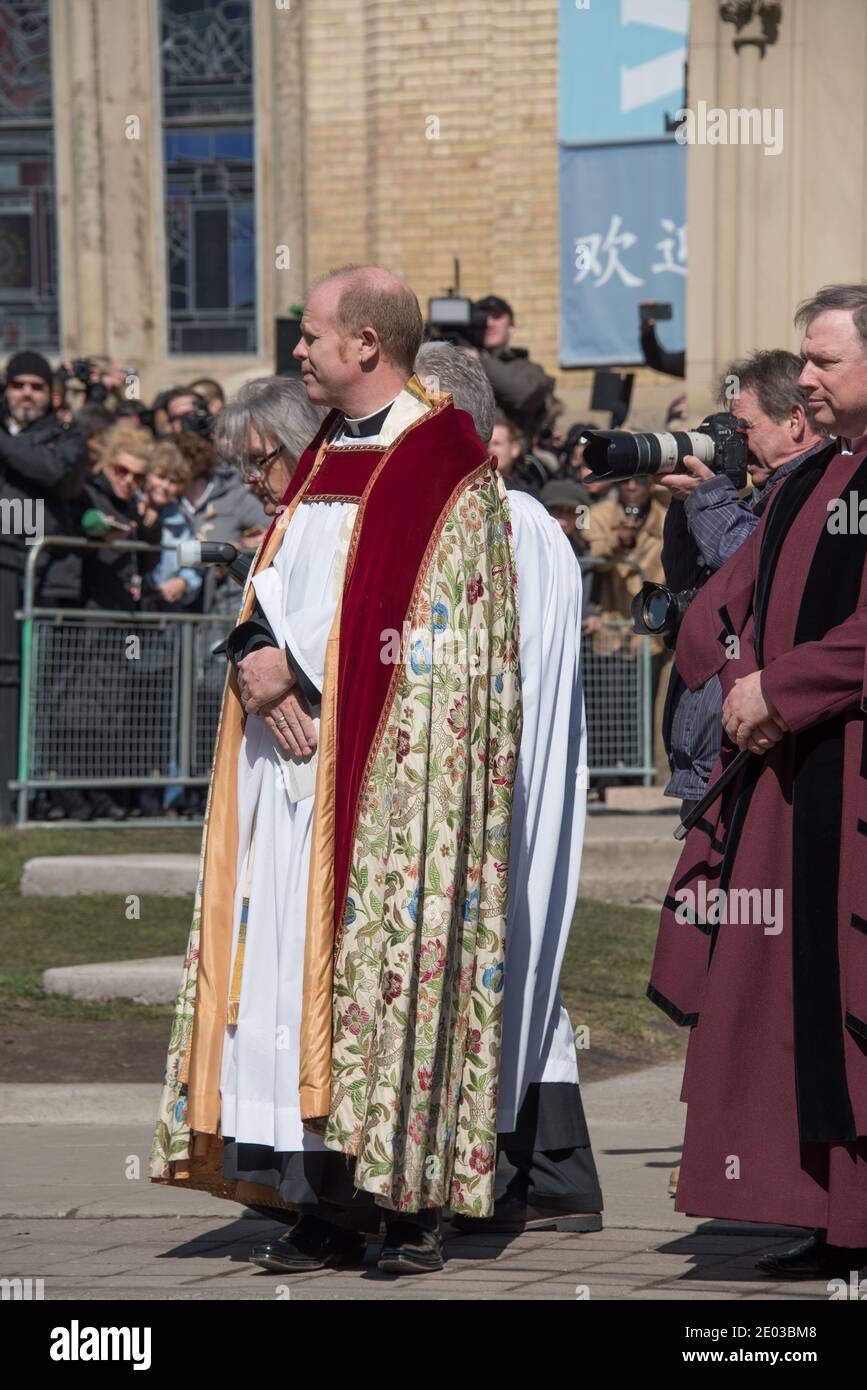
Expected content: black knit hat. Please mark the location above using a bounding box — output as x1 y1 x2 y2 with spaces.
5 350 53 387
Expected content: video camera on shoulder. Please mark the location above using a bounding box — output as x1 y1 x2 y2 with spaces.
425 257 488 351
426 292 487 351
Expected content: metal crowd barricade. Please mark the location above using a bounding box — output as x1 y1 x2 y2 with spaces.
13 536 234 827
12 538 658 826
580 620 655 782
578 553 657 784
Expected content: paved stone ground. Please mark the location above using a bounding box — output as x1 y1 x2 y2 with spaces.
0 1066 845 1301
0 1214 833 1301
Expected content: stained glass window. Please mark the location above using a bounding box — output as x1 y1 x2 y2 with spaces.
0 1 57 352
160 0 256 354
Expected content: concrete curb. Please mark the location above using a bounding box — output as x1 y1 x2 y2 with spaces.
1 1084 162 1125
21 820 680 901
43 957 183 1006
21 854 198 898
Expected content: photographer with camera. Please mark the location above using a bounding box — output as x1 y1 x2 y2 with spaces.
657 350 827 811
584 476 669 782
189 377 225 419
473 294 556 439
0 350 90 822
586 476 667 646
165 387 213 436
58 357 131 407
648 284 867 1276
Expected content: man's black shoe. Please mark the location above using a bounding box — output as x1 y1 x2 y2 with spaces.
452 1190 603 1234
248 1215 367 1273
756 1230 867 1280
377 1218 444 1274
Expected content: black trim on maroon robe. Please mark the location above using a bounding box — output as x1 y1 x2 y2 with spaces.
678 445 867 1145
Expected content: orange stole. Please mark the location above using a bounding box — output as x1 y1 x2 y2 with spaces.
183 439 331 1135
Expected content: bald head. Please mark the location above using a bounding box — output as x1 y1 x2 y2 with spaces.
294 265 424 416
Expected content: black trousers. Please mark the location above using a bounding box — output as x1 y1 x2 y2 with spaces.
498 1082 603 1211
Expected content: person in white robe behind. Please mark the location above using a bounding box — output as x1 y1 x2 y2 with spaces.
414 343 604 1234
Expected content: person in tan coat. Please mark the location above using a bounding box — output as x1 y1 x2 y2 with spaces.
586 478 667 655
584 478 671 779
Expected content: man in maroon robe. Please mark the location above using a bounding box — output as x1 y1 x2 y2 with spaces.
649 283 867 1278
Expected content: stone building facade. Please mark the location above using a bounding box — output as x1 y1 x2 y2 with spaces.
7 0 867 425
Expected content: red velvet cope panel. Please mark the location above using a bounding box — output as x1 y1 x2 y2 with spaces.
303 448 386 501
251 409 339 576
332 403 491 939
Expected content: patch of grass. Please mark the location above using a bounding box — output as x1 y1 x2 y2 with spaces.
0 827 685 1074
561 898 686 1073
0 826 197 1020
0 826 200 896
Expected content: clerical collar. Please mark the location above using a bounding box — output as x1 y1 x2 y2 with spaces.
339 397 398 438
839 432 867 456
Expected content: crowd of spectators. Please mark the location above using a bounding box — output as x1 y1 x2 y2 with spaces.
0 317 695 822
0 351 270 821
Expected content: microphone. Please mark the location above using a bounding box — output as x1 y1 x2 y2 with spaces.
176 539 254 587
176 540 238 566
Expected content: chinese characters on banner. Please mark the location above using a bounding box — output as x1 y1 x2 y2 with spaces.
558 0 689 367
559 142 687 366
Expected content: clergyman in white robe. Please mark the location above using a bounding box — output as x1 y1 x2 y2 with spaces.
220 396 420 1228
489 487 603 1219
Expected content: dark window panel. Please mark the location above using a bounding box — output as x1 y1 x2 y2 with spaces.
163 124 256 355
160 0 253 121
0 0 52 122
0 130 57 352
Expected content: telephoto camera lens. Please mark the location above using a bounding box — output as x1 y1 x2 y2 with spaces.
582 428 716 482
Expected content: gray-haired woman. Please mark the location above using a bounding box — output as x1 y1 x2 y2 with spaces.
213 375 328 517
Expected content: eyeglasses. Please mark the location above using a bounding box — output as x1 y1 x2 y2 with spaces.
243 443 285 477
113 463 147 482
8 378 49 392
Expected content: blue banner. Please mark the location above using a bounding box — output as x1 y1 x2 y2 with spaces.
559 140 686 367
559 0 689 144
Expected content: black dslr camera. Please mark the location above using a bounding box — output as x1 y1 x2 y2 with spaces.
57 358 108 402
582 410 749 490
613 412 750 646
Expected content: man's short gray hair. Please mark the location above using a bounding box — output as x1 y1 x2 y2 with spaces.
414 341 496 443
212 376 328 469
794 283 867 354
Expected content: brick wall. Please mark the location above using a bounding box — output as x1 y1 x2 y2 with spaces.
301 0 561 383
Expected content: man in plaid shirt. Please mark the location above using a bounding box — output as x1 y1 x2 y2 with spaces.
658 350 827 814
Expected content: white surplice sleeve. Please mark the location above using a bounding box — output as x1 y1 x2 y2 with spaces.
497 490 587 1130
252 501 357 697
